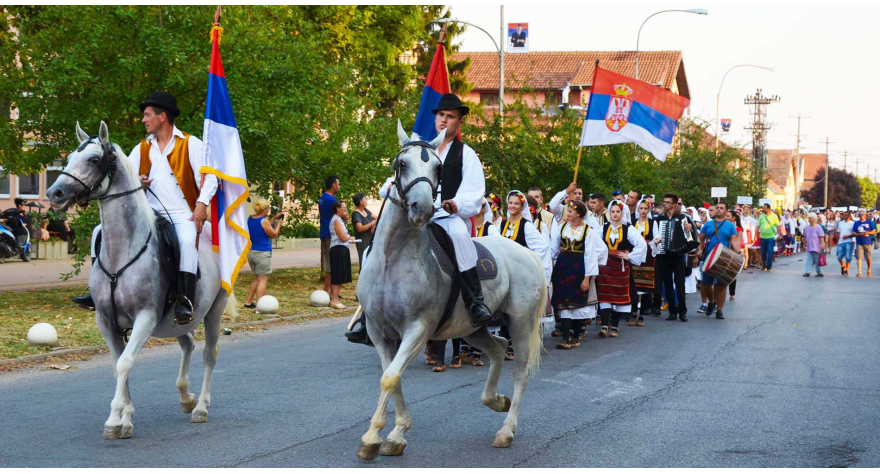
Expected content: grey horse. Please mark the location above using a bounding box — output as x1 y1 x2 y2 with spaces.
354 122 548 460
47 122 227 439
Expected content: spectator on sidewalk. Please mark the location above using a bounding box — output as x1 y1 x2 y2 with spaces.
803 212 826 277
319 176 340 293
852 210 876 277
837 211 855 276
351 193 375 269
244 199 283 310
329 201 355 310
757 204 780 272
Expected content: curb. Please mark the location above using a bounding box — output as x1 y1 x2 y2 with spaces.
0 307 345 367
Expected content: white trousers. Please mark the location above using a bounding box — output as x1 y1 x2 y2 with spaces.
433 214 477 271
91 209 198 273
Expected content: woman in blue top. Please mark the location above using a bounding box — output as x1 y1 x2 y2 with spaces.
244 199 284 310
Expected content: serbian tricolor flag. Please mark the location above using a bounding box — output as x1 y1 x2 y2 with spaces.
580 67 690 161
413 42 451 141
201 25 251 296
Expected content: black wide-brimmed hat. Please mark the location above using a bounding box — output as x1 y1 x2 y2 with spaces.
432 93 469 117
139 91 180 118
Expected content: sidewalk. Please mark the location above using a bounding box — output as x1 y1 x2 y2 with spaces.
0 247 356 292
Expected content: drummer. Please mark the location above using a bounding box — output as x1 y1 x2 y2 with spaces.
697 201 741 320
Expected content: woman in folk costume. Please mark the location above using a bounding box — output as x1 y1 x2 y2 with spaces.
783 211 796 256
495 190 553 359
458 198 499 367
629 199 660 326
550 201 607 349
485 192 504 229
528 195 552 243
596 201 647 338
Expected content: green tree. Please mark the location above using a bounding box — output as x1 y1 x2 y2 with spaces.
414 6 472 96
857 176 878 209
801 167 861 208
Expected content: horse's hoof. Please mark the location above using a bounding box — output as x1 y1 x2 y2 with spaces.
379 439 407 456
357 441 381 461
181 398 196 414
191 409 208 423
501 395 511 412
120 425 133 439
492 432 514 448
103 425 122 440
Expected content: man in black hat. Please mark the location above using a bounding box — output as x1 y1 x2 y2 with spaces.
73 92 217 325
346 93 492 345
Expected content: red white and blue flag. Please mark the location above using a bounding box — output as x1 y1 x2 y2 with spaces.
580 67 690 161
413 42 451 141
201 25 251 296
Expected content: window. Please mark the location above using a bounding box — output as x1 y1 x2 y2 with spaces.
17 173 40 198
45 161 64 192
0 168 9 198
480 93 500 107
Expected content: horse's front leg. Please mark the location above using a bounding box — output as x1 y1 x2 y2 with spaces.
192 293 224 423
371 336 411 457
97 319 132 439
358 323 428 461
176 333 196 414
103 310 156 440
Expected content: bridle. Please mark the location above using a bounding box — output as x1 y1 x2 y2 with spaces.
388 140 443 209
60 138 141 206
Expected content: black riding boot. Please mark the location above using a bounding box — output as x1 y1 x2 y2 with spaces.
460 268 493 327
72 257 96 309
345 313 374 346
175 272 197 325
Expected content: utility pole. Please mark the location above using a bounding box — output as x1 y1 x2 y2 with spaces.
821 136 835 209
744 89 780 196
855 156 860 178
843 150 847 172
790 113 810 207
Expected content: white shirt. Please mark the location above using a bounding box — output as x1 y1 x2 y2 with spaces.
379 141 485 220
128 126 218 214
837 220 855 243
503 217 553 284
550 221 608 276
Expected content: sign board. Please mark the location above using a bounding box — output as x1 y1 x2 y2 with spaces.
507 23 529 53
849 206 858 211
737 196 753 205
832 207 846 212
711 187 727 198
720 118 732 132
759 198 773 207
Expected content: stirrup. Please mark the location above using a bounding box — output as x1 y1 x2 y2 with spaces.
175 297 194 325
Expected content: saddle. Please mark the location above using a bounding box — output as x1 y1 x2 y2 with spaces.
428 222 498 333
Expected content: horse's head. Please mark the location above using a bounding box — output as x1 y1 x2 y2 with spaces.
47 121 115 211
392 120 446 227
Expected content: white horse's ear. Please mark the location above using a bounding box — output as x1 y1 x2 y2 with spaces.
98 121 109 145
75 122 89 143
429 128 447 149
397 119 409 147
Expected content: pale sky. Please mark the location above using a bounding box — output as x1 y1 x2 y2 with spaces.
449 4 880 180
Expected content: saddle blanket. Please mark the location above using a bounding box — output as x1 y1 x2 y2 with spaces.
432 238 498 280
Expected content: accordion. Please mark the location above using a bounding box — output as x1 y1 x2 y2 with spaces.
657 216 699 255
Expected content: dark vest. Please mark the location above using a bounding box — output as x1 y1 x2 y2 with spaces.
475 222 491 237
500 218 529 248
602 223 634 252
440 139 464 202
560 222 589 254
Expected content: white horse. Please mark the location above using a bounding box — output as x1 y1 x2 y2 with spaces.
47 122 227 439
354 122 547 460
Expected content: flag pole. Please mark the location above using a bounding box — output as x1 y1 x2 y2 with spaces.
573 146 583 183
573 59 600 185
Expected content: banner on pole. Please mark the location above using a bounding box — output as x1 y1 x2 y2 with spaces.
507 23 529 53
737 196 753 205
711 187 728 198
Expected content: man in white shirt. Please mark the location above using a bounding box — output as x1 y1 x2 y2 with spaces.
76 92 217 324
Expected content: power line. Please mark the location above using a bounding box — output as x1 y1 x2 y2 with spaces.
821 136 835 209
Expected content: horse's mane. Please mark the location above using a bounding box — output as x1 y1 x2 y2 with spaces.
109 142 155 226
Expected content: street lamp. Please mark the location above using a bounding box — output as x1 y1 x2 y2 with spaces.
433 11 505 115
635 8 708 80
715 64 775 152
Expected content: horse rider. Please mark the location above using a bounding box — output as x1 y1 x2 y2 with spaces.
346 93 492 344
72 92 217 325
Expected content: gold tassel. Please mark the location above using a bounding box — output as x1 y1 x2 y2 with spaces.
210 24 224 44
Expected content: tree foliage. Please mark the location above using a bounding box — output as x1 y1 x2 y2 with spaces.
801 167 861 208
857 176 878 209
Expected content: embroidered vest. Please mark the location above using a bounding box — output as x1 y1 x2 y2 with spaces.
560 222 589 254
440 139 464 202
603 223 633 252
475 222 491 237
500 217 528 247
139 134 199 211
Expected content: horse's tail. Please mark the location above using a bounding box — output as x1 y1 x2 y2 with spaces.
526 249 546 377
224 292 239 320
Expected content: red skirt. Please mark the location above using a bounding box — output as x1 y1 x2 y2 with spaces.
597 256 631 305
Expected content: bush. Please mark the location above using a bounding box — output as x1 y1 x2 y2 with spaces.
289 222 320 239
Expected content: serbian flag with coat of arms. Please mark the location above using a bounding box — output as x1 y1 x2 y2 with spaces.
580 67 690 161
201 25 251 296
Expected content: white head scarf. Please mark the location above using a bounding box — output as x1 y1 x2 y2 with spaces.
506 190 533 222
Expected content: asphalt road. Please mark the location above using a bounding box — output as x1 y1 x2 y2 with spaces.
1 252 878 467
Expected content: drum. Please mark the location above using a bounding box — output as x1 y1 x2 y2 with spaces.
702 245 744 287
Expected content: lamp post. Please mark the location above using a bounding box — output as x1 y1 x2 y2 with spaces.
635 8 707 80
433 10 505 115
715 64 775 153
